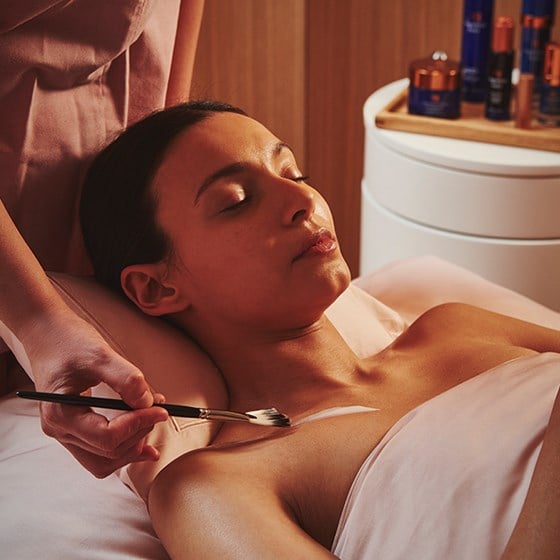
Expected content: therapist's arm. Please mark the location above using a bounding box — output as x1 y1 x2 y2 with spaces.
0 199 168 478
165 0 205 107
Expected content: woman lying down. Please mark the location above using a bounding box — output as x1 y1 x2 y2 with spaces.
79 101 560 559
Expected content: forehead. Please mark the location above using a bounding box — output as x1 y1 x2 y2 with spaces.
152 112 280 194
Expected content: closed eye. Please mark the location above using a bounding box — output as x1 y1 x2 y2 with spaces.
291 175 309 183
221 195 251 213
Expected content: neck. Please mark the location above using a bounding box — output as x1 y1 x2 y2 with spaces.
192 315 363 414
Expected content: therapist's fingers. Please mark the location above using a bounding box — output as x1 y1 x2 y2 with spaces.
50 413 157 458
40 403 168 477
41 401 169 450
34 324 164 411
63 439 160 480
87 350 164 409
61 433 159 479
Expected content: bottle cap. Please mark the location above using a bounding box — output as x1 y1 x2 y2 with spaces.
463 0 494 19
409 51 462 91
522 0 555 18
492 16 515 53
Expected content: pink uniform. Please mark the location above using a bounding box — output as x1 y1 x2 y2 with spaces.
0 1 180 272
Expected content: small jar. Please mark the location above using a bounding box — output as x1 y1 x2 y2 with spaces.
408 51 462 119
538 41 560 127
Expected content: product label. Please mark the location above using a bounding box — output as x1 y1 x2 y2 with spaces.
461 8 492 102
463 67 480 81
465 20 488 34
540 85 560 115
487 75 508 105
521 27 551 85
408 87 461 119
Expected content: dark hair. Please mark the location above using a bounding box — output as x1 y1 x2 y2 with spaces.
80 100 247 296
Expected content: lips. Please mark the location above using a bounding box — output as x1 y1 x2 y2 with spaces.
294 228 337 261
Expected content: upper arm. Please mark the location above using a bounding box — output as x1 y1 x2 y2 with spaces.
149 450 337 560
471 304 560 354
502 388 560 559
418 303 560 354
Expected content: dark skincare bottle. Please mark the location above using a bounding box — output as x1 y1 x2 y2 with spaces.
538 42 560 126
485 16 515 121
408 51 462 119
520 0 556 94
461 0 494 102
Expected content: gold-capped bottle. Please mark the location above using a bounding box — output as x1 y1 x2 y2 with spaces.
408 51 462 119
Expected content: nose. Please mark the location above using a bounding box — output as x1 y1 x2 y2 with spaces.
280 180 316 225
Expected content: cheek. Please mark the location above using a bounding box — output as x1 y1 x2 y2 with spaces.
174 227 269 288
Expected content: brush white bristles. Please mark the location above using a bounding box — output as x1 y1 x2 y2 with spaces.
245 408 291 427
201 407 291 427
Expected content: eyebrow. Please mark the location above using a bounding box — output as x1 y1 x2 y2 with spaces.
194 141 294 205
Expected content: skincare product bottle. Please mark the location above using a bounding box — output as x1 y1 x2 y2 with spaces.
461 0 494 102
520 0 556 93
516 73 535 128
408 51 462 119
485 16 515 121
538 41 560 126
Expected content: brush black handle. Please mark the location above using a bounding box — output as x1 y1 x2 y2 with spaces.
16 391 202 418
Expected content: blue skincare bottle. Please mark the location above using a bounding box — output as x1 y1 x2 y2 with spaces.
538 42 560 126
461 0 494 102
485 16 515 121
520 0 556 93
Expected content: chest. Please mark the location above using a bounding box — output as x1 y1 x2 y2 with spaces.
268 348 538 548
270 407 405 549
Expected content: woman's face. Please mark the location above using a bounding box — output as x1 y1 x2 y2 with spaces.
151 112 351 332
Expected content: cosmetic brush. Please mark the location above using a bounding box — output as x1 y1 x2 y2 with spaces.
16 391 291 427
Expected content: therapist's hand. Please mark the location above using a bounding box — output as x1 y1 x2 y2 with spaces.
26 309 169 478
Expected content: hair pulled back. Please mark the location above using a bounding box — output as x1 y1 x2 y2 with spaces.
80 100 246 296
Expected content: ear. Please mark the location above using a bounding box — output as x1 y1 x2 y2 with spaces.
121 264 189 316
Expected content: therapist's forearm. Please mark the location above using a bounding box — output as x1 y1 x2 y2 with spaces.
0 198 68 339
165 0 205 107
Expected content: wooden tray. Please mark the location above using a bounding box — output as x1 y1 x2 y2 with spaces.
375 88 560 153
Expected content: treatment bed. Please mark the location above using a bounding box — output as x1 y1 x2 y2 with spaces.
2 256 559 559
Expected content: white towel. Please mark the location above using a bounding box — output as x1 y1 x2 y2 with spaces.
332 353 560 560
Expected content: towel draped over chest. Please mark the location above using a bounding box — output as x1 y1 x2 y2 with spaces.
332 353 560 560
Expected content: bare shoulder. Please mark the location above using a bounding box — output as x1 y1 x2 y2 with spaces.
416 301 505 324
399 302 495 342
149 434 293 526
148 440 336 559
150 441 266 505
409 302 560 353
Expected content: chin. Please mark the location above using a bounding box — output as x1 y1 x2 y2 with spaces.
333 265 352 298
332 252 352 285
315 258 352 307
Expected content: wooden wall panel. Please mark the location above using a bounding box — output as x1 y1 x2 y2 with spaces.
192 0 306 162
306 0 464 275
193 0 559 276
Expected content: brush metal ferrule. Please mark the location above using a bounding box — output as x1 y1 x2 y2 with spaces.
199 408 252 423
